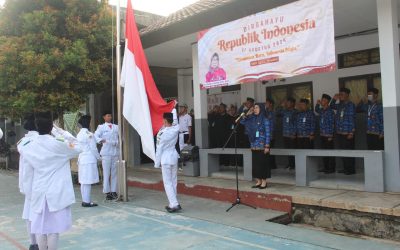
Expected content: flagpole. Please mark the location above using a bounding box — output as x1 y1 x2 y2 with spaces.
116 0 127 202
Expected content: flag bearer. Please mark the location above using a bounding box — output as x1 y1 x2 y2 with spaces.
178 104 192 150
315 94 336 173
20 112 81 250
331 88 356 175
77 115 101 207
296 99 315 149
18 114 39 250
357 88 384 150
155 113 181 213
95 111 120 201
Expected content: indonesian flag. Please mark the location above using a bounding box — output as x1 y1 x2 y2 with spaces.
121 0 176 161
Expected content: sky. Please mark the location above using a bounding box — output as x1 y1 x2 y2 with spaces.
109 0 199 16
0 0 199 16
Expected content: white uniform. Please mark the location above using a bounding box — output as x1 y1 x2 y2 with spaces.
0 128 3 139
94 123 119 193
77 128 100 203
20 134 81 234
155 125 180 208
17 131 39 246
18 131 39 220
51 124 77 143
178 113 192 150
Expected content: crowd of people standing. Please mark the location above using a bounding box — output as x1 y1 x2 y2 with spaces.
207 87 384 188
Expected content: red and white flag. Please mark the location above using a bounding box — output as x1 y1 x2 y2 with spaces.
121 0 176 160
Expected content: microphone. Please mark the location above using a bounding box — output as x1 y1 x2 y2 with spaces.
235 112 246 123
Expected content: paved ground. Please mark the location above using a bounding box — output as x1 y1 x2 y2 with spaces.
129 166 400 217
1 170 399 250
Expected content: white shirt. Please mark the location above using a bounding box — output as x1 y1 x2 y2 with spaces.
0 128 3 139
94 123 119 156
17 131 39 194
172 108 178 126
77 128 100 164
51 124 77 143
179 114 192 133
155 125 180 168
20 134 81 213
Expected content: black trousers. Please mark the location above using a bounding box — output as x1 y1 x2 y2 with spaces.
337 134 355 174
252 150 271 179
320 136 335 172
367 134 384 150
297 137 314 149
283 137 296 168
269 139 277 169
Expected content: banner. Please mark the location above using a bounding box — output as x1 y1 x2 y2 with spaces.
197 0 335 89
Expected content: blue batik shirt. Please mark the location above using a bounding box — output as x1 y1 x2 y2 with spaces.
265 109 275 138
358 102 384 135
330 100 356 134
296 110 315 137
315 104 335 137
240 114 271 149
276 108 297 137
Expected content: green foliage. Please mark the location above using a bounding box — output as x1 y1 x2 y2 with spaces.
0 0 113 118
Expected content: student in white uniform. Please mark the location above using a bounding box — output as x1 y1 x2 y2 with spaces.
77 115 101 207
20 112 81 250
94 111 119 201
17 114 39 250
155 113 181 213
178 104 192 151
0 127 3 139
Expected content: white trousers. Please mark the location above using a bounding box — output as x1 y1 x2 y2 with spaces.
102 156 118 193
161 164 179 208
80 184 91 203
179 133 188 151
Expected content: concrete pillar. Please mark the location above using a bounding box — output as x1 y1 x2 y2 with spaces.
177 69 186 105
125 123 141 167
192 43 209 148
377 0 400 191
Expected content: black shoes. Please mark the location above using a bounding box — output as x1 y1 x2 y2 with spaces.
105 192 118 200
251 184 261 188
29 244 39 250
111 192 118 199
82 202 98 207
165 204 182 213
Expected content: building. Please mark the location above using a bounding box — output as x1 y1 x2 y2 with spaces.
128 0 400 192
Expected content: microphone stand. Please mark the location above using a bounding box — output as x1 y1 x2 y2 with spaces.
222 115 256 212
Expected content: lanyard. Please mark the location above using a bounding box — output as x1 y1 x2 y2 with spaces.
368 104 376 117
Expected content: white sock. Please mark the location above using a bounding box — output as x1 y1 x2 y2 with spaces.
26 220 37 245
47 233 59 250
36 234 47 250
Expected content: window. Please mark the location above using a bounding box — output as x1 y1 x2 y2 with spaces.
339 74 382 106
266 82 313 110
338 48 380 68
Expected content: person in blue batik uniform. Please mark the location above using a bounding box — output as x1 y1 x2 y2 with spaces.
276 97 297 170
241 103 271 189
331 88 356 175
315 94 336 174
296 99 315 149
265 98 277 169
357 88 384 150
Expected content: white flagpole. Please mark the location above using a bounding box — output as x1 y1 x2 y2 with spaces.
116 0 128 202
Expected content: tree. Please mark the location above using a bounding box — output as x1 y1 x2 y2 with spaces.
0 0 113 119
